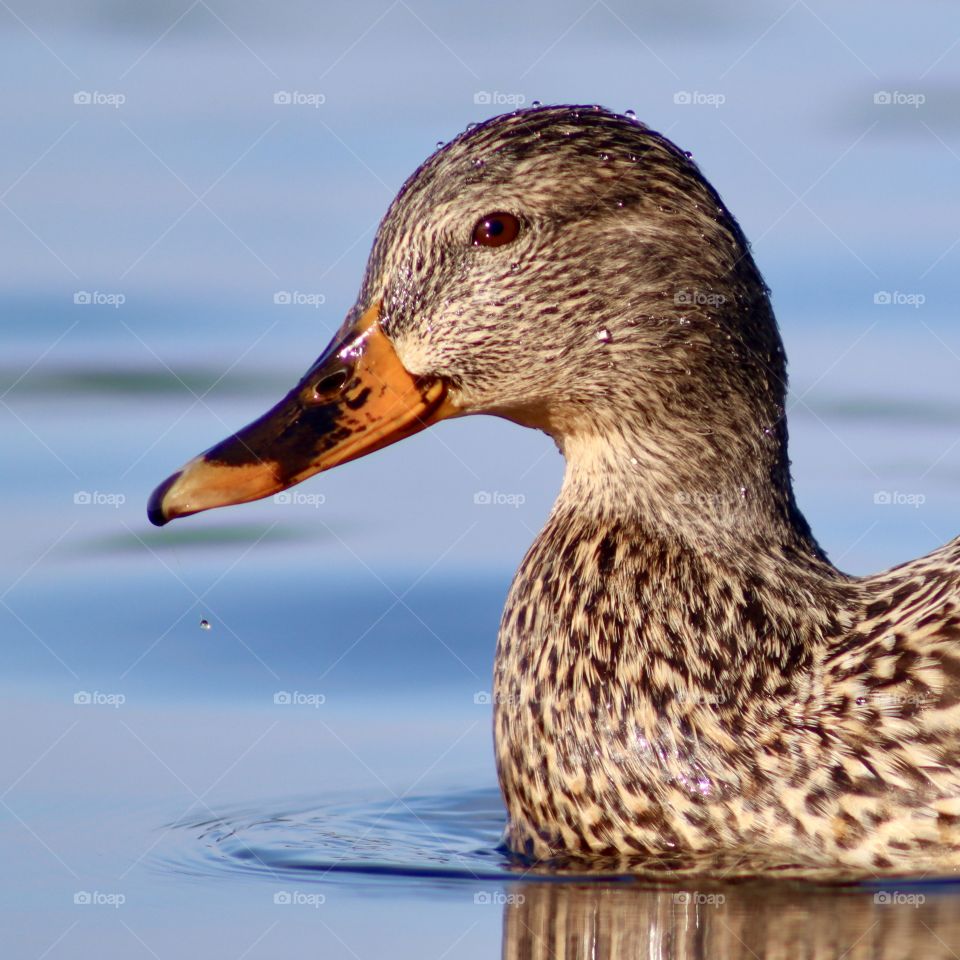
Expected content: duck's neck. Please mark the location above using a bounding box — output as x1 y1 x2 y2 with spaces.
492 419 860 857
498 418 853 704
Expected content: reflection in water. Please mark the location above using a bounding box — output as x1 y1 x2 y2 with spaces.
503 881 958 960
164 788 960 958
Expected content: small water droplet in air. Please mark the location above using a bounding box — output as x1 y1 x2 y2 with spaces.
200 619 211 631
596 328 611 342
625 109 637 119
532 100 542 108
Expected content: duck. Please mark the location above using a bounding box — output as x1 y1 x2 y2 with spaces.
148 104 960 874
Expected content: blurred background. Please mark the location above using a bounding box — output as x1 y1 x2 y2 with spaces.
3 1 960 957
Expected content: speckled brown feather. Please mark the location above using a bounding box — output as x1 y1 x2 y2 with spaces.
350 105 960 872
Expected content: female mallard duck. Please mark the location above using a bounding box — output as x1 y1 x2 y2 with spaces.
148 105 960 873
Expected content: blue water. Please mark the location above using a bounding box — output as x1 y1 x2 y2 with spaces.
4 1 960 956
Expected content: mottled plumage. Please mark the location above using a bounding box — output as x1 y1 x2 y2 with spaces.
153 105 960 873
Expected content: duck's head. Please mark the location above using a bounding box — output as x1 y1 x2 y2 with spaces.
149 105 798 537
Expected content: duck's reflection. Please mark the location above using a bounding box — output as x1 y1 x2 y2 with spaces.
502 881 957 959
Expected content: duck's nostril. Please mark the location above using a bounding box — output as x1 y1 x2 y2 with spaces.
314 370 348 398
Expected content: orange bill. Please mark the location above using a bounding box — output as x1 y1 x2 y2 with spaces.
147 301 457 526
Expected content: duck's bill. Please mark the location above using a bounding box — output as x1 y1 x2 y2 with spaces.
147 302 456 527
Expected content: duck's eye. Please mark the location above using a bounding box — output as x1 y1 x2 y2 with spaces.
472 212 520 248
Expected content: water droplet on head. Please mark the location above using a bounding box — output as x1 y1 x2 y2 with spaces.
625 109 637 119
466 123 478 131
200 618 211 631
596 328 611 343
531 100 542 108
472 158 485 168
436 141 444 148
598 152 610 161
